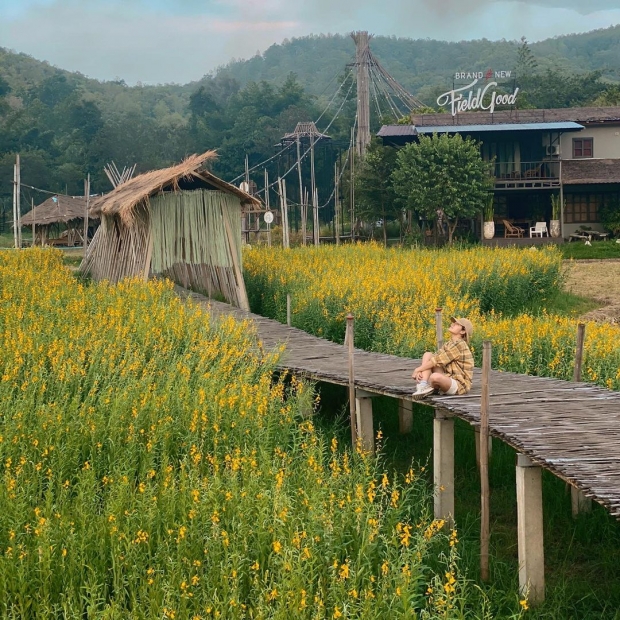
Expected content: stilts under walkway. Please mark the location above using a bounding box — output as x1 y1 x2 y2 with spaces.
177 286 620 604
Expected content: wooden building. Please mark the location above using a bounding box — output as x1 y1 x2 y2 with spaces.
379 106 620 241
80 151 260 310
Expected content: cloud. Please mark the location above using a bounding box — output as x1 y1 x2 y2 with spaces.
1 0 620 84
0 2 303 84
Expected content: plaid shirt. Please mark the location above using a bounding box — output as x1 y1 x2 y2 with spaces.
431 339 474 394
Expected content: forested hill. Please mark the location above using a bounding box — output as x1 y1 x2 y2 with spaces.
1 26 620 214
212 26 620 99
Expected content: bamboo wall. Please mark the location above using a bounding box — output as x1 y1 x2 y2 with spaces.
81 189 249 310
150 190 248 310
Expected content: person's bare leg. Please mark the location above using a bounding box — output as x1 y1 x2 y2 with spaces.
430 371 453 393
419 352 435 382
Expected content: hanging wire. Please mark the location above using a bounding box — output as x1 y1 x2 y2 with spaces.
229 66 355 185
267 76 357 194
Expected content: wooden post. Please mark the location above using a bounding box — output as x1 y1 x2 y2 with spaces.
398 399 413 434
435 307 443 350
334 161 340 246
480 341 491 582
286 293 291 327
433 408 454 526
297 136 306 246
355 389 375 453
350 127 355 241
84 174 90 250
264 168 271 247
12 163 17 249
346 314 357 447
31 198 35 247
516 454 545 605
571 322 592 515
16 154 21 249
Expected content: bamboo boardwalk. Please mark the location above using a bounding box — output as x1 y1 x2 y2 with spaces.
177 287 620 520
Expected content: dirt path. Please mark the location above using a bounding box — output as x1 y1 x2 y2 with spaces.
563 260 620 322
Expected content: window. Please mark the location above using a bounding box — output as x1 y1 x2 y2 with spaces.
573 138 593 158
564 192 618 223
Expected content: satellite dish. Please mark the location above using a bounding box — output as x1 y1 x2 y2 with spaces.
264 211 274 224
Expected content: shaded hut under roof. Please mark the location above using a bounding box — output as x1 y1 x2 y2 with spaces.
81 151 260 310
20 195 97 246
279 121 331 145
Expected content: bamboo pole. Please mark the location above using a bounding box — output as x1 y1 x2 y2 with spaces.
435 308 443 350
346 314 357 447
480 340 491 582
286 293 291 327
265 169 271 247
31 198 35 247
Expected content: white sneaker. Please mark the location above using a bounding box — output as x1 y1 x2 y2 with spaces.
413 382 435 400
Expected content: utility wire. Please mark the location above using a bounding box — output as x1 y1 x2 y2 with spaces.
229 67 355 186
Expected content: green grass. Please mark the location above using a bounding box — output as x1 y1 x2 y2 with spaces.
560 240 620 260
523 289 601 318
316 385 620 619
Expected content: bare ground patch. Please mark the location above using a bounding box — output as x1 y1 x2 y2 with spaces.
563 260 620 323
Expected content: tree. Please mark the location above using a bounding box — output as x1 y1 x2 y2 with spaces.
392 133 493 244
354 139 398 246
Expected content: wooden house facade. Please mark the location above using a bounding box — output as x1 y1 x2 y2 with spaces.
379 107 620 241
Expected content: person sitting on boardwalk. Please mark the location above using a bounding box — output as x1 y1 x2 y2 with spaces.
411 317 474 399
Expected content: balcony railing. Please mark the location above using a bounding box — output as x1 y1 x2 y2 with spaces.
492 160 560 189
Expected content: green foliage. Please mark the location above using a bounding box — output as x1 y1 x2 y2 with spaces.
560 240 620 259
0 250 484 617
354 140 399 245
483 196 494 222
392 134 494 244
598 198 620 235
550 194 563 220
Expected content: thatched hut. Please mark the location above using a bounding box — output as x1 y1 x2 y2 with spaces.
20 195 93 246
80 151 260 311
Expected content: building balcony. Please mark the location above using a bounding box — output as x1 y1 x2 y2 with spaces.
493 160 560 190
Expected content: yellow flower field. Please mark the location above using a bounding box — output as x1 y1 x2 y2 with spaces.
244 243 620 390
0 249 496 618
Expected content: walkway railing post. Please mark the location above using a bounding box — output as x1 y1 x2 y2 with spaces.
435 307 443 349
480 341 491 582
433 408 454 527
571 322 592 515
516 453 545 605
346 314 357 447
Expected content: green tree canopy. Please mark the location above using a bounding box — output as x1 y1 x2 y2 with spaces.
354 139 398 245
392 133 493 244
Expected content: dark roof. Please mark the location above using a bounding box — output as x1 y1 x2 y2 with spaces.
377 125 418 137
563 159 620 185
21 195 96 226
409 107 620 128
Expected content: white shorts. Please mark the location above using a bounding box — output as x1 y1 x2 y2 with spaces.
440 378 459 395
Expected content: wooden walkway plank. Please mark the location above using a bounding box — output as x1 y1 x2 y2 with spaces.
178 288 620 519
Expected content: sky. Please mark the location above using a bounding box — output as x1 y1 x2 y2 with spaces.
1 0 620 85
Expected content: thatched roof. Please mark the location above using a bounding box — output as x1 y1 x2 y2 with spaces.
20 195 95 226
563 159 620 185
90 151 260 226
